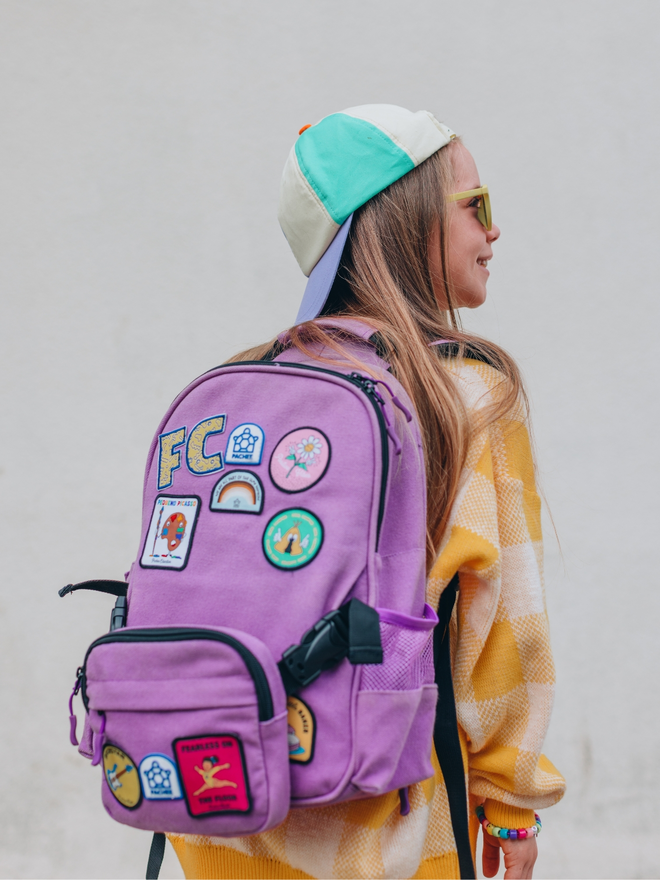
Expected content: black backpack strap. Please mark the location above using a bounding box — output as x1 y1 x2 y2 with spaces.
145 832 166 879
434 574 475 880
58 580 128 598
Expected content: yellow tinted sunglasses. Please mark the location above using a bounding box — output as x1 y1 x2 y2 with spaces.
447 185 492 231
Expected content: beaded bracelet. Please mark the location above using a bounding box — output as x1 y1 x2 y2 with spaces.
475 804 542 840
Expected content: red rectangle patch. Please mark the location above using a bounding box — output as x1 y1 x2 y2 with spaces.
173 734 251 817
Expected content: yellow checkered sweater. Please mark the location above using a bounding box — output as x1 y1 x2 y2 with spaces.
170 359 566 879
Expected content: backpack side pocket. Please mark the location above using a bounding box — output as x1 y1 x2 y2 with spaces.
352 605 438 794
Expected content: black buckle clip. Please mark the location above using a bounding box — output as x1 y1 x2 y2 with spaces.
279 608 349 691
110 595 128 631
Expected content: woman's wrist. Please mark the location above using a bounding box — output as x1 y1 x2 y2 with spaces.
481 799 536 831
476 804 542 840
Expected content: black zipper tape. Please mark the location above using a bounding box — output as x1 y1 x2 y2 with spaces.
346 373 390 543
81 628 274 721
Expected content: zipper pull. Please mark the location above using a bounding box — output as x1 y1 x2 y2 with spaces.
68 668 83 746
91 712 106 766
350 373 403 455
371 378 413 423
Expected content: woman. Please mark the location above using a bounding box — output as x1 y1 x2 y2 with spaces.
170 104 565 880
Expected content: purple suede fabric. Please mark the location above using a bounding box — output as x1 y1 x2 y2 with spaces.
80 324 436 835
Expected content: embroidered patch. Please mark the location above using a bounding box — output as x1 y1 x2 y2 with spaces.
287 696 316 763
157 416 227 489
103 744 142 809
140 495 201 570
173 734 251 817
224 423 265 466
138 754 183 800
158 427 186 490
186 414 226 477
263 508 323 570
269 427 331 493
210 471 264 514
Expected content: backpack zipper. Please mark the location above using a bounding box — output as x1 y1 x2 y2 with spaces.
345 372 390 540
205 360 391 544
80 628 274 721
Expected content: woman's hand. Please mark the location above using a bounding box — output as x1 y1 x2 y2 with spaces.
482 828 538 879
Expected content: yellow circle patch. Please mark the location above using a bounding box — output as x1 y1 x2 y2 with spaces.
103 744 142 809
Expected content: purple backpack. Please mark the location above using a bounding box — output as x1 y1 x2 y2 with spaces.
63 322 473 878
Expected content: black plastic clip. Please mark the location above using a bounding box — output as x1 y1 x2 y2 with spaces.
278 598 382 695
279 609 348 693
110 595 128 631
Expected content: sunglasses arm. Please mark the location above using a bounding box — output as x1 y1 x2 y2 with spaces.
447 185 489 202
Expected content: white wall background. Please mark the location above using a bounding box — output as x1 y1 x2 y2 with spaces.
1 2 658 877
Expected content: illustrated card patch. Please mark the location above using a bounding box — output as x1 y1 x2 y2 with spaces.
173 734 251 817
225 423 265 466
140 495 201 570
138 754 183 800
287 696 315 763
269 428 331 493
103 744 141 809
262 508 323 570
210 471 264 514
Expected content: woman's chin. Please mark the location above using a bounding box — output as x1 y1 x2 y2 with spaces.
458 287 488 309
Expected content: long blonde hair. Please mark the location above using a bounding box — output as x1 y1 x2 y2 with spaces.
229 140 526 570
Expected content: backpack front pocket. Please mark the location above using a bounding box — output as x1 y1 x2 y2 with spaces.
81 626 289 836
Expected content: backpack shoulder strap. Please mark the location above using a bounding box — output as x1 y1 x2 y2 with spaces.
272 318 390 373
312 317 378 340
434 573 476 879
145 832 166 879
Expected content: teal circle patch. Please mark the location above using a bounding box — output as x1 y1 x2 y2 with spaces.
263 509 323 570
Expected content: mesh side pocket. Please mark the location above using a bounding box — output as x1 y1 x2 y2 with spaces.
360 607 436 691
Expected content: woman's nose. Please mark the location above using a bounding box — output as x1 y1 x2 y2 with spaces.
487 223 501 243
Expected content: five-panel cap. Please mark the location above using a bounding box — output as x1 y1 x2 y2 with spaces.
278 104 456 323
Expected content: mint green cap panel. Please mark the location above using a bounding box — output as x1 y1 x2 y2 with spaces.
295 113 416 225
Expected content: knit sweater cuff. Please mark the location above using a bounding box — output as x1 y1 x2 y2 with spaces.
482 799 537 830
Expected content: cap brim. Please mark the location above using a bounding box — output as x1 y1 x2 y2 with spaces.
295 215 353 324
